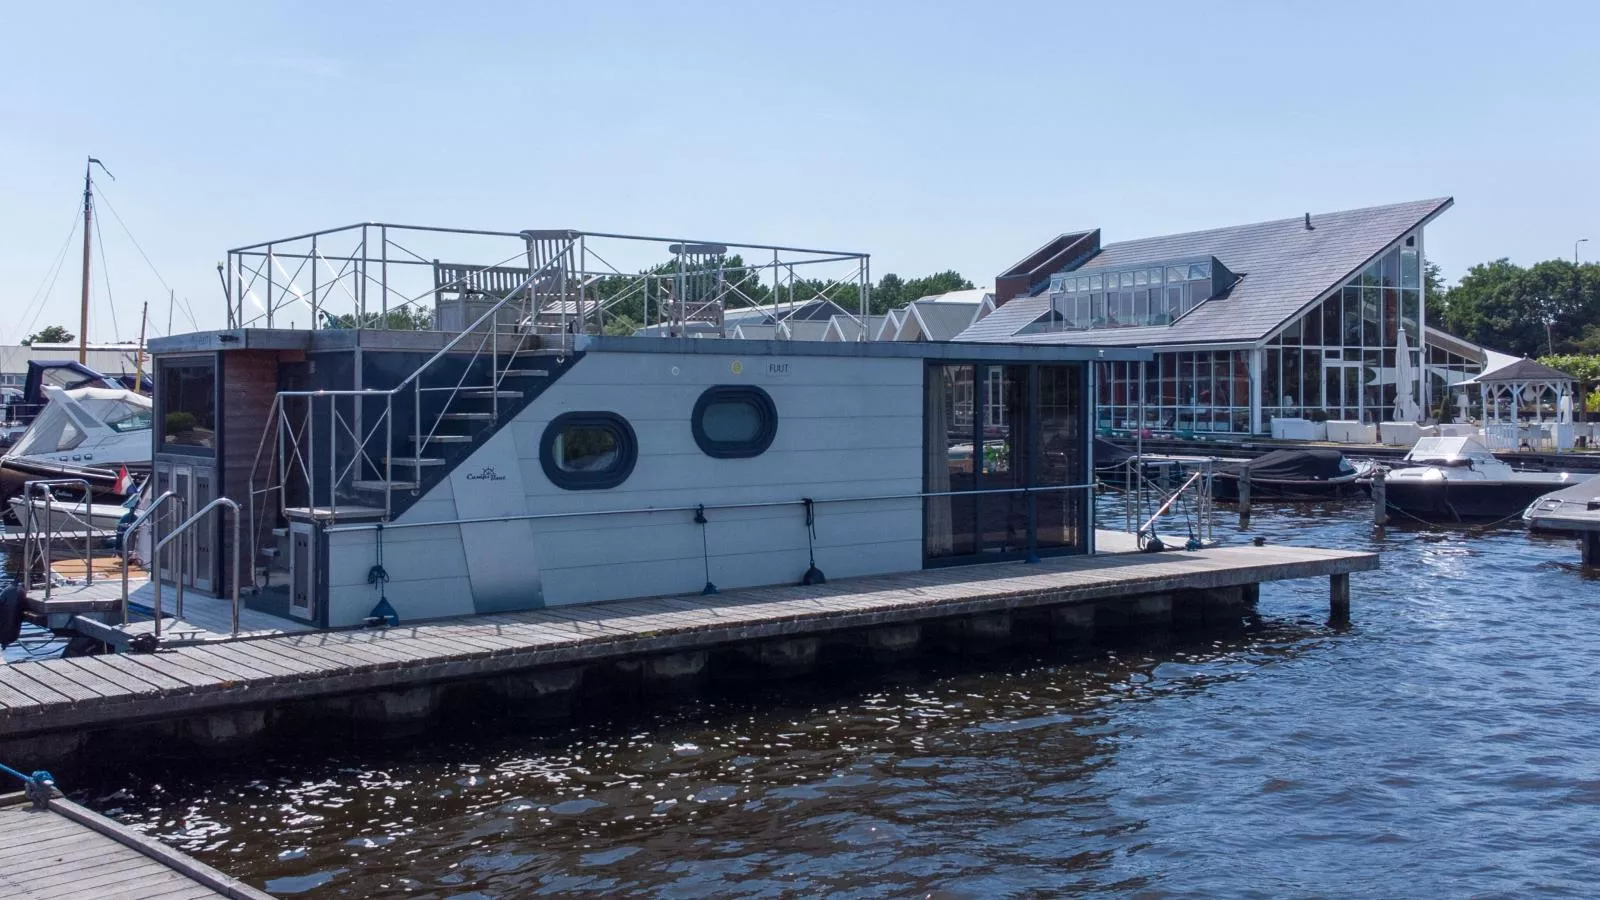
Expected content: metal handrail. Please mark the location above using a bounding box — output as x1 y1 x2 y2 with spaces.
149 497 242 639
323 481 1102 534
120 490 178 625
19 479 93 599
258 239 578 522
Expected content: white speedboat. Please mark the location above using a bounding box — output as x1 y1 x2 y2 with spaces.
6 493 133 534
1366 436 1590 522
1523 477 1600 532
0 385 151 508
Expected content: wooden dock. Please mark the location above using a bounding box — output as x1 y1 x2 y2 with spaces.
23 580 313 647
0 790 271 899
0 541 1377 746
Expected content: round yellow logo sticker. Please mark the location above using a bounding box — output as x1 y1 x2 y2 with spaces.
731 360 743 375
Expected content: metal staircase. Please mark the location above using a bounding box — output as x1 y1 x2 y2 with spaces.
244 238 585 580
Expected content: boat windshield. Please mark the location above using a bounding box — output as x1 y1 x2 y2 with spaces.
1404 436 1498 466
102 400 154 433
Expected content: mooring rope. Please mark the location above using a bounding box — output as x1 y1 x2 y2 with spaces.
0 760 56 810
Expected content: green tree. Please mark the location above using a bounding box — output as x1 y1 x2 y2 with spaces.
322 306 433 330
1423 260 1448 323
1439 259 1600 356
869 270 975 315
22 325 74 345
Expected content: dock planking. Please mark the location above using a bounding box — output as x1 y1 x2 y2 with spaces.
0 791 271 899
0 543 1377 740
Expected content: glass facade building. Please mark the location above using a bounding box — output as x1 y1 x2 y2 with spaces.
1073 230 1485 435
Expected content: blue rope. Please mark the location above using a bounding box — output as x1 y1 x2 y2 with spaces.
0 761 56 809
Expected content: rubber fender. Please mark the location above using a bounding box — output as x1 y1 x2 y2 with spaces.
0 583 21 647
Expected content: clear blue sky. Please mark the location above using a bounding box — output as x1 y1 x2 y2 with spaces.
3 0 1596 343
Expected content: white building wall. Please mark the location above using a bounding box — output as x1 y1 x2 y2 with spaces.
325 348 926 624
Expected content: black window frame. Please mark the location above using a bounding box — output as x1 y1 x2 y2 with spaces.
539 411 637 490
691 385 778 459
155 354 220 458
920 361 1092 568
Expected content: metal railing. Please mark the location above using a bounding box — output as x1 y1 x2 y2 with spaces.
119 490 178 626
322 481 1100 533
147 497 242 639
17 479 94 600
252 240 575 523
1113 455 1217 550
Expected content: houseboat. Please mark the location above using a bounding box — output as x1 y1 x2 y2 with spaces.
138 224 1143 627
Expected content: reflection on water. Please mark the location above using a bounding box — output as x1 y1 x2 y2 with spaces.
63 503 1600 895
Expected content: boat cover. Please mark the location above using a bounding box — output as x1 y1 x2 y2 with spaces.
1219 448 1352 482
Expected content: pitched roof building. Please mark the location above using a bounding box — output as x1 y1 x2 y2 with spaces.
958 198 1490 434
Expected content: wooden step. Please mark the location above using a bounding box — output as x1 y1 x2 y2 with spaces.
459 388 522 399
499 368 550 378
411 434 473 444
388 457 446 468
441 412 494 421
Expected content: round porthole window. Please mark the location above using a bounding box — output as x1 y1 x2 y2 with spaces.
692 386 777 459
539 412 637 490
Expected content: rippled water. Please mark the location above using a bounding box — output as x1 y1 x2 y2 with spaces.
62 505 1600 896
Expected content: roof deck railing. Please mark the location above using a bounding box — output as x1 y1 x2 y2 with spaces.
223 224 871 342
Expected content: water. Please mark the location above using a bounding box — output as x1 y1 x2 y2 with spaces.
54 506 1600 896
1 546 68 663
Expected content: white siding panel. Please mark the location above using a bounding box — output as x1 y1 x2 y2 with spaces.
563 353 923 387
510 414 920 459
393 349 935 609
539 537 921 607
327 526 468 588
534 383 918 422
528 503 918 571
327 576 476 628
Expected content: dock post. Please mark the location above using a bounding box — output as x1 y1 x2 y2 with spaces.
1329 572 1350 624
1371 468 1388 527
1237 472 1251 526
1583 531 1600 568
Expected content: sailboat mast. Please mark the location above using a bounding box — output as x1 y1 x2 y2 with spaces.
136 300 149 393
79 156 93 364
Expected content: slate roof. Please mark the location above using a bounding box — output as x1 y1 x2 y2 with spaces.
913 287 993 305
824 315 880 341
958 198 1453 347
778 320 833 341
903 301 981 341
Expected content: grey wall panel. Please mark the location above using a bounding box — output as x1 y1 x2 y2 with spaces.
507 476 924 520
538 383 920 422
326 527 470 588
539 537 922 608
447 427 542 612
555 351 924 387
325 527 474 626
517 447 918 497
394 349 931 608
509 414 920 460
527 502 919 569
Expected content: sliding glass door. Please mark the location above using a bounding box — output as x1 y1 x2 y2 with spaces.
924 362 1088 565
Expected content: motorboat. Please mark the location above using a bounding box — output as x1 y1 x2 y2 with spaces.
0 384 151 508
1522 477 1600 532
1210 448 1367 501
1365 436 1590 522
7 492 135 534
